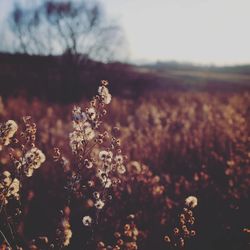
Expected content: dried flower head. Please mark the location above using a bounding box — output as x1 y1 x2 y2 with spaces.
99 150 113 162
23 147 46 177
98 85 112 105
87 107 97 120
0 172 20 204
114 155 124 164
0 120 18 150
82 216 92 226
95 199 105 210
185 196 198 208
84 159 93 169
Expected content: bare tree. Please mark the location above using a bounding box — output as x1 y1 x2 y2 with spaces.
6 0 127 102
9 0 126 63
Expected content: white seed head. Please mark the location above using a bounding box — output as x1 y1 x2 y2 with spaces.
82 216 92 226
95 199 105 209
185 196 198 208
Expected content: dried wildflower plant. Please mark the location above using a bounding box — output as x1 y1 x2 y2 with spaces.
52 80 127 248
68 81 126 202
164 196 198 248
0 116 45 249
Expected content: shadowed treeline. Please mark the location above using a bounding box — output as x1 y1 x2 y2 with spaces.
0 53 146 102
1 53 250 103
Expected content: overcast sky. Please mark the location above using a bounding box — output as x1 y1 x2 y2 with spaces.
1 0 250 65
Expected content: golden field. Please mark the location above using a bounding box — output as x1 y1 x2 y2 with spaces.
0 82 249 249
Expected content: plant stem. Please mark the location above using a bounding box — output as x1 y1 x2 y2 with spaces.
0 229 12 249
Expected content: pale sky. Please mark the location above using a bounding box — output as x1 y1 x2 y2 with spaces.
100 0 250 65
1 0 250 65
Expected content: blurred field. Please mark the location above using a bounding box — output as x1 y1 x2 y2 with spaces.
0 68 249 250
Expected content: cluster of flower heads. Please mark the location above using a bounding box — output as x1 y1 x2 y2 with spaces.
67 81 127 212
0 118 46 187
0 171 20 204
89 134 127 213
69 80 111 154
0 118 46 250
164 196 198 248
97 214 139 250
6 117 46 178
97 149 126 188
0 120 18 150
69 106 95 152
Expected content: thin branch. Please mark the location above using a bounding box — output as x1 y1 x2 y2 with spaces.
0 230 12 249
